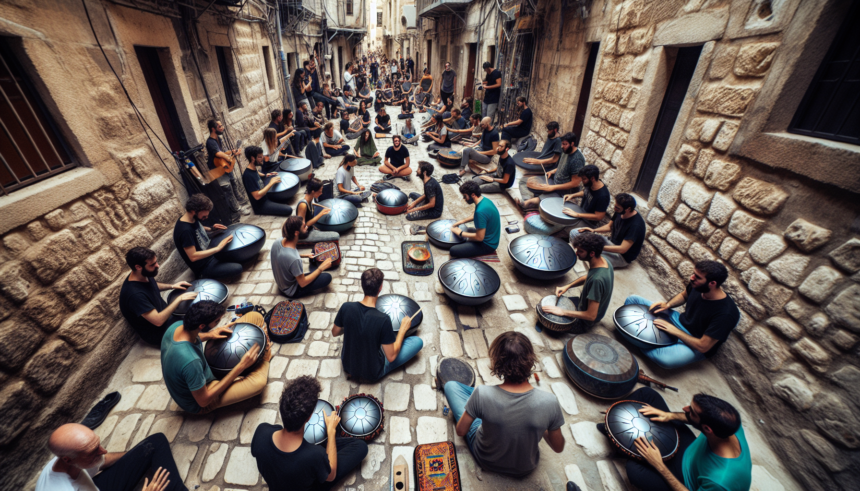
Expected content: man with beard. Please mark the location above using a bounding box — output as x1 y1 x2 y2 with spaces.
542 232 614 333
500 96 533 142
473 139 515 194
174 193 242 280
621 261 740 369
242 146 293 216
406 161 444 221
449 180 501 258
560 164 610 229
206 119 248 218
119 247 199 346
596 388 751 491
568 193 646 269
517 130 583 211
271 216 333 298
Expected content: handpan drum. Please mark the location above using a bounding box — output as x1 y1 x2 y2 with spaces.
526 175 551 196
524 213 564 236
613 304 678 351
436 149 462 168
435 357 476 389
508 234 577 280
376 294 422 337
204 322 267 378
438 258 501 306
606 400 679 461
304 399 335 445
512 151 557 172
563 333 639 399
165 279 228 316
314 199 358 233
426 219 466 249
265 171 301 202
539 197 586 226
212 224 266 263
375 188 409 215
337 394 385 441
536 295 578 332
279 158 312 182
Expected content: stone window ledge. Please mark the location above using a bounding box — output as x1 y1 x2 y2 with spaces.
0 167 106 235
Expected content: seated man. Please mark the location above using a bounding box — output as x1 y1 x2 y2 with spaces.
500 96 533 142
162 300 272 413
569 193 645 269
174 194 241 279
406 161 444 221
561 164 610 229
518 130 583 211
336 154 368 207
443 331 565 478
332 268 424 381
374 107 392 133
623 260 740 369
544 232 614 333
273 216 334 298
36 424 185 491
120 247 197 346
242 146 293 216
322 122 351 158
337 88 358 114
400 118 419 145
473 139 515 194
449 180 501 258
379 135 413 179
398 96 414 119
599 388 751 491
252 376 368 491
458 116 499 177
426 113 452 154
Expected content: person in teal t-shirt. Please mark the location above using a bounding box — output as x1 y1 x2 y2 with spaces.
449 180 501 258
596 387 752 491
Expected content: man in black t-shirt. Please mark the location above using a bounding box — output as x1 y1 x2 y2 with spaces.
474 139 515 194
481 62 502 124
623 261 740 369
562 164 610 229
252 376 367 491
173 194 242 279
398 98 414 119
206 119 247 219
501 96 533 142
406 161 444 221
119 247 197 345
332 268 424 381
241 146 292 216
458 117 499 176
569 193 645 269
374 107 391 133
380 135 412 179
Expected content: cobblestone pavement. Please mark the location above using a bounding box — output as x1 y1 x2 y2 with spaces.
67 103 800 491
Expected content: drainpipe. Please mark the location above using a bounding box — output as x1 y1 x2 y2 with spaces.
275 0 294 111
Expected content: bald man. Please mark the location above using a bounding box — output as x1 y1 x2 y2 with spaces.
36 423 185 491
458 117 499 177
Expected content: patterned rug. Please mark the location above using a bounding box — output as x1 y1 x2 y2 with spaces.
402 241 435 276
414 441 461 491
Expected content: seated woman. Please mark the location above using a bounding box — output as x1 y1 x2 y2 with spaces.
272 216 333 298
398 97 415 119
335 154 368 206
400 119 419 145
426 114 452 154
448 113 483 149
374 107 392 133
373 87 389 112
425 96 444 118
295 178 340 244
354 129 382 166
261 127 298 173
356 101 371 130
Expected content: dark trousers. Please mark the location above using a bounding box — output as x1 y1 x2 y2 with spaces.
256 200 293 216
316 438 368 491
312 91 338 118
624 388 697 491
134 315 178 346
291 272 333 298
441 90 454 104
450 231 496 257
92 433 187 491
405 209 443 221
501 127 529 141
199 257 243 279
374 125 391 133
398 113 413 119
326 145 350 156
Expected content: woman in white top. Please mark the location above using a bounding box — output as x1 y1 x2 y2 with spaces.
335 154 367 207
261 128 298 173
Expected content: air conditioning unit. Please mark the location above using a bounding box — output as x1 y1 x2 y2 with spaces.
401 5 417 29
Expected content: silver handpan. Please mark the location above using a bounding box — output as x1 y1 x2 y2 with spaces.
438 258 500 305
280 158 312 182
613 304 678 350
508 234 576 280
266 171 301 202
314 199 358 233
166 279 228 316
606 400 679 460
304 399 335 445
376 294 422 337
212 224 266 263
539 197 586 226
426 219 466 249
204 322 267 378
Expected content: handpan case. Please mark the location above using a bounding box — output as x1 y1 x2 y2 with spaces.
376 294 422 337
563 333 639 399
204 322 267 378
212 224 266 263
539 197 586 226
265 171 301 202
280 158 313 182
304 399 335 445
613 304 678 350
438 258 500 306
512 150 557 172
337 394 385 441
375 188 409 215
536 295 578 332
314 198 358 233
606 400 679 461
426 219 466 249
508 234 576 280
166 279 228 316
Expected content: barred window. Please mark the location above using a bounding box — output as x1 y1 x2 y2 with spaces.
346 0 354 16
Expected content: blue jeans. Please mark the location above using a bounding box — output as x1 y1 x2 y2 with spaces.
623 295 706 369
443 381 481 452
380 336 424 378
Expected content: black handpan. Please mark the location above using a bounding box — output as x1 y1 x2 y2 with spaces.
212 224 266 263
606 400 679 461
426 219 466 249
539 197 586 226
613 304 678 350
166 279 229 316
508 234 576 280
512 151 557 172
204 322 267 378
438 258 500 306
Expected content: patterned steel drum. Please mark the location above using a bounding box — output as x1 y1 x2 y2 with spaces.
436 357 476 389
613 304 678 350
212 224 266 263
438 258 500 306
204 322 267 378
375 188 409 215
280 158 312 181
166 279 228 316
314 199 358 233
524 213 564 236
338 394 385 441
376 294 422 337
304 399 335 445
539 197 586 226
427 219 467 249
512 151 557 172
265 171 301 202
606 400 680 461
508 234 577 280
563 334 639 399
536 295 578 332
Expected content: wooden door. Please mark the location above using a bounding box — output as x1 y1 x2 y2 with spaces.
465 43 477 97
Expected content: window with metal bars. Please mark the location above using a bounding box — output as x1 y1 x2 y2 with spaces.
377 11 382 26
788 1 860 145
346 0 353 16
215 46 241 110
0 38 76 196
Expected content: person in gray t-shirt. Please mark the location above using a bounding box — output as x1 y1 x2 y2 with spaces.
443 331 566 477
271 216 333 297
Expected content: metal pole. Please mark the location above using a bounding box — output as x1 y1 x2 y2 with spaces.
275 0 294 112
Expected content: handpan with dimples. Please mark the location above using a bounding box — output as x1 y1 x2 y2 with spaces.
314 198 358 233
438 258 500 306
280 158 312 182
204 322 267 378
512 151 557 172
426 219 466 249
338 394 384 441
265 171 301 203
536 295 578 332
606 400 679 460
375 188 409 215
304 399 335 445
376 294 422 337
539 197 586 226
212 224 266 263
166 279 228 316
563 333 639 399
508 234 577 280
613 304 678 351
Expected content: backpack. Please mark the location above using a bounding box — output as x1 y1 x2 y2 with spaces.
264 301 309 344
517 135 537 152
320 180 334 201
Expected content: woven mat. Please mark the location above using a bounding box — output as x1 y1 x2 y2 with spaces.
401 241 434 276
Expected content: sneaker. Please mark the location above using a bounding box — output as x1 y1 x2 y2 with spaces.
400 175 410 181
383 174 395 181
567 482 583 491
81 392 121 429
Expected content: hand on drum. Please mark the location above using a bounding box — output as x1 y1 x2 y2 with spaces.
633 437 665 470
562 194 576 202
172 281 192 290
178 291 199 302
653 318 681 336
562 208 580 218
270 176 282 185
319 258 334 271
216 235 234 250
522 158 538 165
324 410 341 438
541 305 568 317
649 301 670 313
638 403 672 423
207 325 233 340
576 227 593 233
213 223 228 230
237 344 262 371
